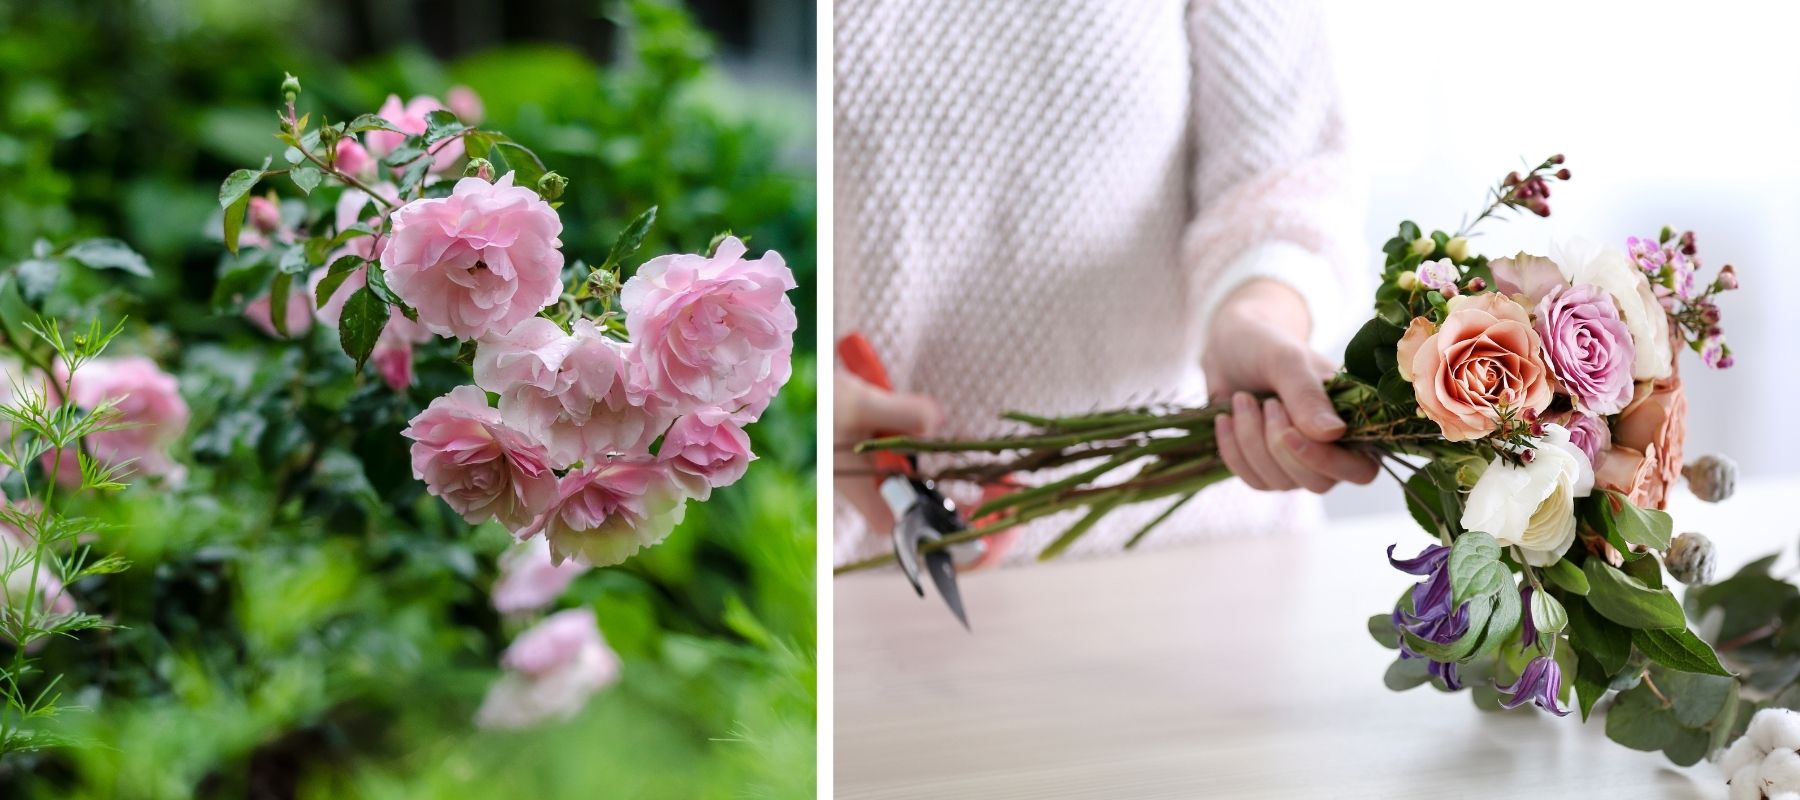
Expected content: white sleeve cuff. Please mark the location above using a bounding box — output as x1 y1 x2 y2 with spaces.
1195 240 1358 359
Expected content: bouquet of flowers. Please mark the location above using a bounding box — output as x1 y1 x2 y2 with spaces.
842 157 1779 775
213 75 799 727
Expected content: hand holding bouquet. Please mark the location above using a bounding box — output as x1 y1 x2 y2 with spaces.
844 157 1768 771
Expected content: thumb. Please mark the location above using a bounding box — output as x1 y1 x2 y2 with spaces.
1270 349 1345 442
838 373 941 436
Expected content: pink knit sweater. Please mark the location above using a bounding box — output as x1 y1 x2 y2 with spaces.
834 0 1365 566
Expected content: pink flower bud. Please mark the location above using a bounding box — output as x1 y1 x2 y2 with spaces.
1717 264 1738 290
248 196 282 234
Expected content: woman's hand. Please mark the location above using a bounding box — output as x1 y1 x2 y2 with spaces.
835 371 941 536
1201 279 1378 493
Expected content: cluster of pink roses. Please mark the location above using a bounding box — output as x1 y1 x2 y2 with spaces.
1394 234 1734 564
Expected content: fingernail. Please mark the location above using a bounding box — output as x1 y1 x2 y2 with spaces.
1233 393 1254 414
1316 413 1346 432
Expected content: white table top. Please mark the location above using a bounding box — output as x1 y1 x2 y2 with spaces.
834 476 1799 799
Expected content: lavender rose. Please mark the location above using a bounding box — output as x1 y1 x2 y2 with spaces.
1533 283 1635 414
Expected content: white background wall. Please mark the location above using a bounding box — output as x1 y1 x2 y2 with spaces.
1320 1 1800 517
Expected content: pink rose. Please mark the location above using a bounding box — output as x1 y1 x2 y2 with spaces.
381 173 564 340
365 94 464 175
1609 376 1686 510
492 536 589 615
242 282 315 339
1490 253 1566 305
402 385 558 532
56 356 190 484
1558 410 1612 467
475 607 619 729
1395 293 1554 441
333 183 398 245
334 138 376 183
371 315 429 392
1534 283 1635 415
521 460 688 567
657 408 754 500
447 85 484 124
621 237 796 421
479 319 671 468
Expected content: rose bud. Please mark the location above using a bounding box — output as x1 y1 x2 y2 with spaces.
248 196 282 234
1555 168 1571 180
1682 454 1737 503
1664 532 1716 586
1464 276 1486 293
1445 236 1470 262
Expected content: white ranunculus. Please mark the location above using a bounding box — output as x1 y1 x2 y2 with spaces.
1551 237 1673 380
1460 424 1592 567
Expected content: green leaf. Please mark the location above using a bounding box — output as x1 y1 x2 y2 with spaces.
487 140 547 188
1661 727 1710 767
0 276 34 353
363 264 408 311
1585 559 1686 630
290 165 323 195
1691 569 1799 642
314 255 365 308
223 192 251 255
1568 595 1633 675
337 287 386 371
381 140 427 168
1544 558 1590 595
1600 490 1674 551
1473 580 1522 659
1449 531 1507 606
1632 627 1732 677
1605 682 1681 751
1343 318 1406 386
1574 654 1609 721
269 271 293 337
219 167 263 208
422 109 467 144
1655 669 1736 728
346 113 403 134
1403 468 1448 536
1530 589 1569 637
277 246 310 275
63 238 152 278
1384 657 1432 691
602 206 658 271
1368 613 1399 650
1376 368 1416 408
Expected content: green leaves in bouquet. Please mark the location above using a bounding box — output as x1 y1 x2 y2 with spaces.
1343 317 1405 388
1449 531 1507 606
1588 490 1674 552
1584 558 1686 630
1604 668 1738 766
1397 532 1521 664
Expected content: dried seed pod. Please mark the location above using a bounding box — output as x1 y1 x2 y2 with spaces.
1683 454 1738 503
1665 532 1716 586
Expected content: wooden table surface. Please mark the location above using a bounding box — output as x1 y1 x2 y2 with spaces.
834 477 1800 799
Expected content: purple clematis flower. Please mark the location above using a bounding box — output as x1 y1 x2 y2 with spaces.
1388 544 1470 690
1497 656 1570 716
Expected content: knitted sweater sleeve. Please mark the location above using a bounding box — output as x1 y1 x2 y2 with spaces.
1182 0 1365 354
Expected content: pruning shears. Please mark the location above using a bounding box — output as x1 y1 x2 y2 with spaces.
838 332 973 630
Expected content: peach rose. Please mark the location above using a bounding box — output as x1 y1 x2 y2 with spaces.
1396 293 1555 441
1594 445 1659 510
1604 376 1686 509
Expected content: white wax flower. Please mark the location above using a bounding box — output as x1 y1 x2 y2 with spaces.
1551 237 1673 381
1460 424 1592 567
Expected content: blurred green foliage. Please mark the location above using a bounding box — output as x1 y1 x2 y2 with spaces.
0 0 816 797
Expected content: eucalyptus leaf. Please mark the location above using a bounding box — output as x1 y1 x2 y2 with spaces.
1368 613 1400 650
1605 682 1681 751
1655 669 1735 727
1384 657 1432 691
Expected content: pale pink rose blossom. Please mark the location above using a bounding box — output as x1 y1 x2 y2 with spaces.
333 138 377 183
381 173 565 340
447 85 484 124
402 385 558 531
621 237 797 422
475 608 619 729
371 314 430 392
242 282 315 339
657 408 754 500
474 317 575 395
54 356 190 484
365 94 465 175
491 321 670 468
492 536 590 615
333 183 399 246
521 459 688 567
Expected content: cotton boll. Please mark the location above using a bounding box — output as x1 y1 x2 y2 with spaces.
1730 765 1765 800
1752 709 1800 752
1763 749 1800 791
1723 734 1764 777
